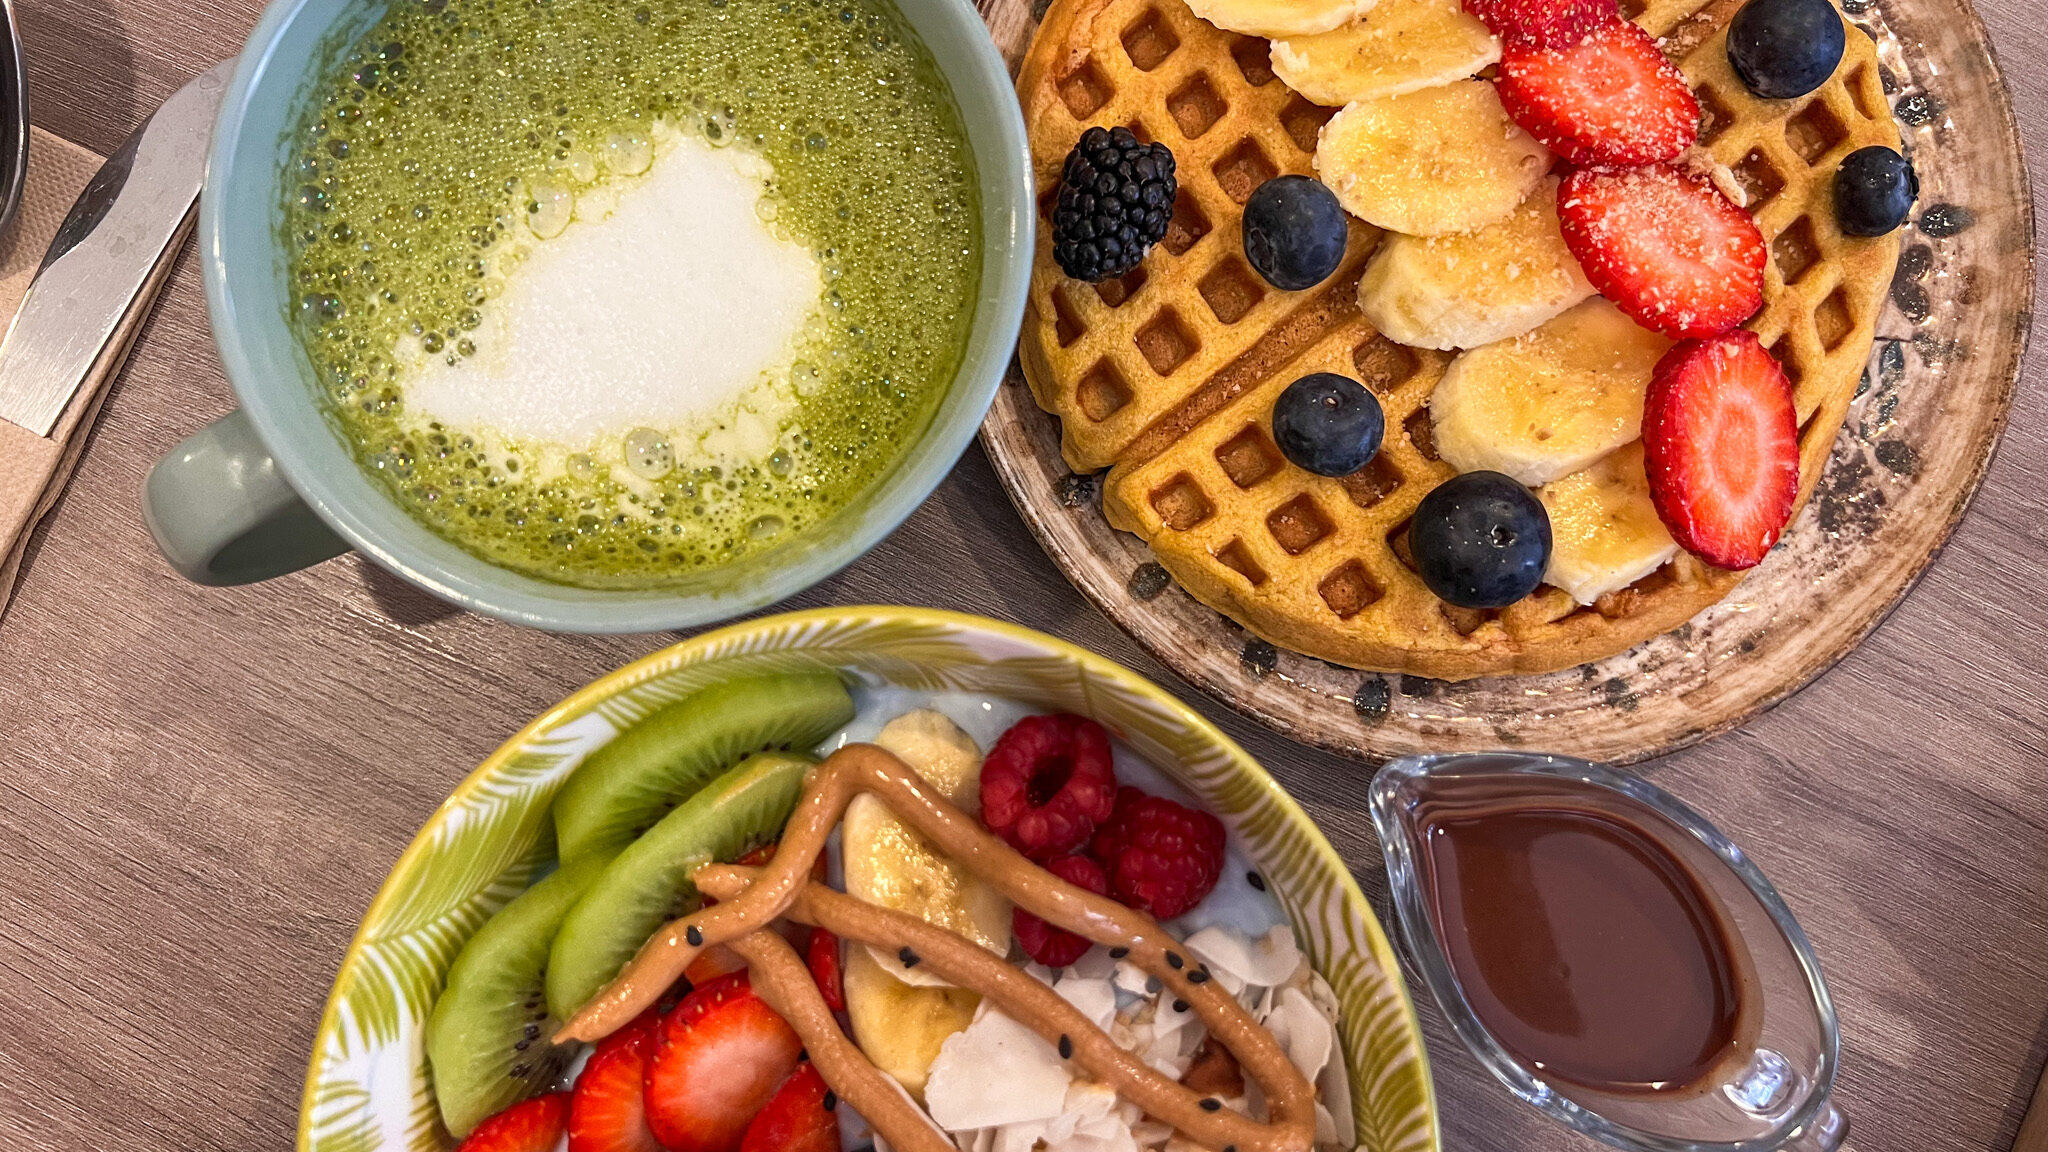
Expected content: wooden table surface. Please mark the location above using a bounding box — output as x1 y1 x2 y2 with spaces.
1 0 2042 1148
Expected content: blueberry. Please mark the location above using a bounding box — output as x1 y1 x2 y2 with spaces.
1727 0 1845 99
1410 472 1552 609
1271 373 1384 477
1243 175 1349 291
1834 146 1918 237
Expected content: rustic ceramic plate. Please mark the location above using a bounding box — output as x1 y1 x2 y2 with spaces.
297 607 1437 1152
981 0 2033 764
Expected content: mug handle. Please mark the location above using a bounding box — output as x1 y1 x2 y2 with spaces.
142 408 352 585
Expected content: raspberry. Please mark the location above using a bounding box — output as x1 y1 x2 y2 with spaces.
1014 854 1108 968
1089 788 1225 919
979 714 1118 861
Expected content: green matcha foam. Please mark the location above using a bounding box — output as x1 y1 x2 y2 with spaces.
284 0 981 588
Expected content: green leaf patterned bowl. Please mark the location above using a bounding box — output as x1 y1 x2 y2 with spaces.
298 606 1437 1152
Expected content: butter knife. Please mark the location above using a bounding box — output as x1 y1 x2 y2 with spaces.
0 60 233 437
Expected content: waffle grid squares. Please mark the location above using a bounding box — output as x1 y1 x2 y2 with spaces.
1018 0 1376 472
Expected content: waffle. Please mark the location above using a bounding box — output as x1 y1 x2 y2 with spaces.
1015 0 1902 680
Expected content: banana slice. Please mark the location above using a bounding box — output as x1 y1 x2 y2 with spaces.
1187 0 1378 39
1313 81 1550 237
843 945 983 1102
846 710 1010 987
841 710 1009 1096
1430 298 1674 486
1270 0 1500 106
1357 177 1594 351
1538 442 1679 605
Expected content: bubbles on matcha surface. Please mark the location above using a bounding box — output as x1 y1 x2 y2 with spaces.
284 0 980 588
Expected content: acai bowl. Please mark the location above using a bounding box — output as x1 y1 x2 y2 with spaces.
298 608 1436 1152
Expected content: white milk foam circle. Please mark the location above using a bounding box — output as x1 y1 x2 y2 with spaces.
397 127 824 454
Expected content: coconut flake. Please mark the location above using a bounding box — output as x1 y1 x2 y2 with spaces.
1055 974 1119 1033
994 1122 1048 1152
1068 947 1119 981
1301 968 1342 1024
1316 1032 1357 1148
1045 1081 1124 1147
1262 986 1335 1086
1185 924 1304 992
1112 958 1154 999
925 1010 1073 1129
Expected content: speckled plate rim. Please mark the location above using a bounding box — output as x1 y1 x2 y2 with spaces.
296 606 1438 1152
1673 0 2040 755
978 0 2035 766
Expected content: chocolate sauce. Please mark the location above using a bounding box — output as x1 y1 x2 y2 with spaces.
1416 780 1755 1096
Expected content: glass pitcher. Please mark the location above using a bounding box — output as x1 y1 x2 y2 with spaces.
1369 752 1846 1152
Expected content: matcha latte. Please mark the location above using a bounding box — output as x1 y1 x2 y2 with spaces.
283 0 981 588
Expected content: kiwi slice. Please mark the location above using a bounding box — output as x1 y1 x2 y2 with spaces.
546 751 813 1021
552 671 853 865
425 850 613 1138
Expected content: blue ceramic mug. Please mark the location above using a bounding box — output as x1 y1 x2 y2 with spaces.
143 0 1031 632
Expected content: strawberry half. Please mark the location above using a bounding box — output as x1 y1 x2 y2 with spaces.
1498 20 1701 166
804 928 845 1013
1464 0 1617 49
568 1010 665 1152
455 1092 570 1152
739 1063 840 1152
1641 331 1800 570
688 840 801 985
644 971 804 1152
685 944 750 985
1558 164 1766 339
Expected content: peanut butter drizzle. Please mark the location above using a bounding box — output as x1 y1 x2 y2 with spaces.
555 743 1318 1152
723 928 957 1152
706 866 1313 1152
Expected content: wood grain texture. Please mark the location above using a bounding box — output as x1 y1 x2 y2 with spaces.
0 0 2042 1150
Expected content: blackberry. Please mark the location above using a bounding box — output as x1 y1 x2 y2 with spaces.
1051 126 1176 282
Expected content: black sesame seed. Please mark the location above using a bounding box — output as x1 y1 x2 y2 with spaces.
899 946 920 968
1110 947 1129 959
1201 1098 1222 1112
686 925 703 946
1166 951 1184 969
1189 969 1212 985
1059 1034 1074 1059
823 1090 838 1112
1173 998 1189 1013
1246 870 1266 891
